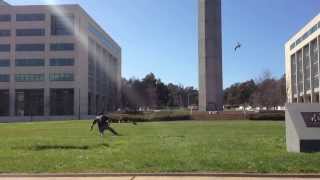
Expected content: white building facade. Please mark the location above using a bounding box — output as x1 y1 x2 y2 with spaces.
0 1 121 120
285 14 320 104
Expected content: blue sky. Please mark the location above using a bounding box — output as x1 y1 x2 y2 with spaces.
7 0 320 88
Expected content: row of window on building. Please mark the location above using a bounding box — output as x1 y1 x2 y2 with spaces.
87 37 118 94
0 14 74 36
0 43 74 52
291 36 320 95
0 27 73 37
88 24 120 56
0 88 112 116
290 21 320 50
0 13 45 22
0 89 74 116
0 58 74 67
0 73 74 82
0 29 45 37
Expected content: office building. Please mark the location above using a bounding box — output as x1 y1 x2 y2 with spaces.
285 14 320 103
0 1 121 119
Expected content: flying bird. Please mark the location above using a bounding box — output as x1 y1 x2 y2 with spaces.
234 42 242 52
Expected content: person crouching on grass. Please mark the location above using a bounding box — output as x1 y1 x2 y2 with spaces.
90 113 119 137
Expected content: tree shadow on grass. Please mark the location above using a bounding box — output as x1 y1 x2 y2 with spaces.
12 143 110 151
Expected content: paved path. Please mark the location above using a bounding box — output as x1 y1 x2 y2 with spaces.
1 176 320 180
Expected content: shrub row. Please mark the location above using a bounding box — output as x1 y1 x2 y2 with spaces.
109 111 191 123
248 111 285 121
108 111 285 122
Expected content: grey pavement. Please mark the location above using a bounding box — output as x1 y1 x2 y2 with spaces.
1 176 320 180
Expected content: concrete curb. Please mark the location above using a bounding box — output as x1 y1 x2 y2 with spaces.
1 173 320 178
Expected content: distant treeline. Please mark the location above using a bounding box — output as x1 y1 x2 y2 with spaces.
121 71 286 110
224 72 286 109
121 73 198 110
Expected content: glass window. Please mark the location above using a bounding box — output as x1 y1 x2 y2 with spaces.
0 90 9 116
88 76 94 91
302 32 308 40
291 55 296 73
88 53 95 76
314 74 319 89
311 40 319 89
51 14 74 35
291 55 297 94
15 74 44 82
50 43 74 51
88 24 120 56
0 30 10 37
290 43 295 50
310 24 318 34
15 89 44 116
0 74 9 82
0 44 10 52
49 73 74 81
16 59 45 67
16 44 45 51
0 14 11 22
0 59 10 67
296 37 303 46
49 58 74 66
50 89 74 115
16 14 45 21
16 29 45 36
292 83 297 95
294 22 320 48
297 50 303 92
303 46 311 91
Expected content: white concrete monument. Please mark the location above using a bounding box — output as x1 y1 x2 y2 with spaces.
198 0 223 112
286 104 320 153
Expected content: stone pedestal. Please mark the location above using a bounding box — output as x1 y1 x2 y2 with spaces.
286 104 320 153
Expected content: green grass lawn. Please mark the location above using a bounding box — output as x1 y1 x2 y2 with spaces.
0 120 320 173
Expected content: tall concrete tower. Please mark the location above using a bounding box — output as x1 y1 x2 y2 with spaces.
198 0 223 111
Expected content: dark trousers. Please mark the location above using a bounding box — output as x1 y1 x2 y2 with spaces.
106 127 119 135
100 126 119 136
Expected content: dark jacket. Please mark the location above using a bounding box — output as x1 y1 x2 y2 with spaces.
91 115 110 132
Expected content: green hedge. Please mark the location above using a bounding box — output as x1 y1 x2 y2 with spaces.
109 111 285 122
248 112 285 121
109 111 191 123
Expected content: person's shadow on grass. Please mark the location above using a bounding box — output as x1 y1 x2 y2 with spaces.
31 145 90 150
12 143 111 151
